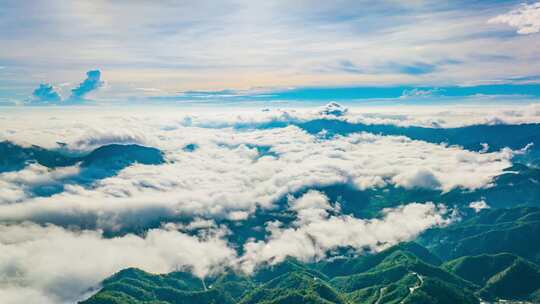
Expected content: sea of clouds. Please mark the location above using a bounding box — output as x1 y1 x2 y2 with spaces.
1 103 539 303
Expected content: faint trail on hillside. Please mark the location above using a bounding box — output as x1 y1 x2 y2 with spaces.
399 272 423 304
375 286 387 304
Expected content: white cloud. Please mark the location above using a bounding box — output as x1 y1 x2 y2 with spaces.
0 180 26 204
0 286 52 304
0 127 512 231
400 88 442 98
0 223 235 304
319 102 348 117
70 128 151 152
227 211 250 221
3 105 540 149
240 192 452 273
0 164 80 204
0 108 517 232
469 200 490 213
0 198 455 303
489 2 540 34
392 168 442 190
289 190 333 212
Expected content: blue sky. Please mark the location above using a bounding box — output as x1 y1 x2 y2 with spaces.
0 0 539 104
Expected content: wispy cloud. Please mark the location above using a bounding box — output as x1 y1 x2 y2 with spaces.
391 62 437 75
401 88 443 98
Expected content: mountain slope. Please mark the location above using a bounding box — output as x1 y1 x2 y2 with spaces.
419 207 540 264
443 254 540 302
442 253 519 286
477 258 540 302
81 244 479 304
0 140 77 172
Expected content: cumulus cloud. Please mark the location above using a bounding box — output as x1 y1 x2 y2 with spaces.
319 102 348 117
70 70 103 100
31 84 61 103
392 168 442 190
0 223 235 304
239 191 452 272
0 163 80 203
26 70 104 105
489 2 540 34
289 190 333 212
70 128 150 152
0 180 26 204
469 200 490 213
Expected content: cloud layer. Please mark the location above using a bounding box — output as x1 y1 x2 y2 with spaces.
0 105 536 303
0 124 512 232
240 191 451 272
0 223 234 304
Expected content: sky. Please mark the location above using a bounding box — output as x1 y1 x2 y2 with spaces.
1 0 540 104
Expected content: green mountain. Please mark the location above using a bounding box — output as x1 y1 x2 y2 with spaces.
0 140 77 173
240 272 348 304
82 207 540 304
296 120 540 158
81 244 479 304
0 141 165 174
443 253 519 286
445 164 540 210
478 258 540 302
443 254 540 302
419 207 540 264
81 267 244 304
313 242 442 278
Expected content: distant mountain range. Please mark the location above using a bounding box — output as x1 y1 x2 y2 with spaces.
255 119 540 163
